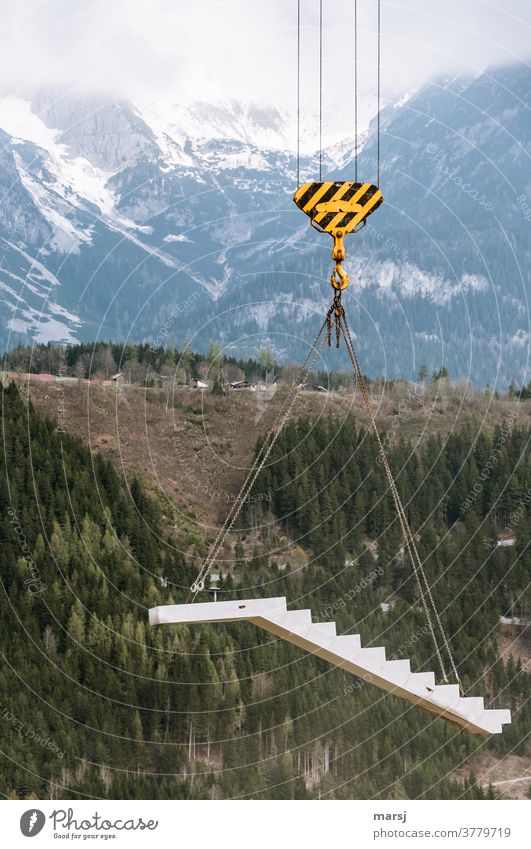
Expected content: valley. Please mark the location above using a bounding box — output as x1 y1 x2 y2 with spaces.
0 369 527 799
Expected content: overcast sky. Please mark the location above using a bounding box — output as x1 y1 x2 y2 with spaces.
0 0 529 110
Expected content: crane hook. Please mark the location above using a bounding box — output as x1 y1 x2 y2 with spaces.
330 263 349 291
330 230 349 290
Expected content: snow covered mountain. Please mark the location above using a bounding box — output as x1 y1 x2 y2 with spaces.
0 67 528 386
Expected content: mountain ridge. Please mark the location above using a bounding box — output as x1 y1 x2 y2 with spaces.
0 63 528 387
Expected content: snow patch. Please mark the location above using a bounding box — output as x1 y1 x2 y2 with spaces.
349 257 489 304
9 311 79 344
0 96 59 150
0 96 146 247
511 329 529 347
163 233 191 243
137 98 292 152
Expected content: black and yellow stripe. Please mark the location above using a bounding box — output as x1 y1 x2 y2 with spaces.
293 181 383 234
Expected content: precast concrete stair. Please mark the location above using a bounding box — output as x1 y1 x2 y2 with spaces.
149 597 511 735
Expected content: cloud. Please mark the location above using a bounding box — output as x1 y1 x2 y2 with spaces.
0 0 529 107
0 0 180 98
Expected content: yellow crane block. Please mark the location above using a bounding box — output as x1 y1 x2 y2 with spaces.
294 180 383 233
293 181 384 290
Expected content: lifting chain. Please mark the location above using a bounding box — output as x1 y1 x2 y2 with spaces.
188 310 333 603
187 268 462 691
338 310 462 691
326 290 344 349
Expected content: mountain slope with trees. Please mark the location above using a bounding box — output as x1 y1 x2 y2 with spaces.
0 382 528 799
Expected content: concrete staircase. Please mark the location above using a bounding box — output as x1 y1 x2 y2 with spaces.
149 597 511 735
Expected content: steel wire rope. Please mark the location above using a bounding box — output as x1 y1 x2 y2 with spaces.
319 0 323 180
354 0 358 182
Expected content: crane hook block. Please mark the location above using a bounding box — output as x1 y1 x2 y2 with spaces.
293 181 383 234
294 181 383 292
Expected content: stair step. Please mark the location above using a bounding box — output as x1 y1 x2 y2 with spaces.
383 659 412 685
458 696 484 716
433 684 461 707
482 709 511 734
354 646 387 668
409 671 436 691
307 622 337 641
280 610 312 630
331 634 362 657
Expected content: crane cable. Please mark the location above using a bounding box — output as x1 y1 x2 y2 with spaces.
319 0 323 180
354 0 358 183
377 0 381 185
298 1 379 185
297 0 300 185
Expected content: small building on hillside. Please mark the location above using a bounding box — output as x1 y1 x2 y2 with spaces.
298 382 328 392
229 380 253 390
